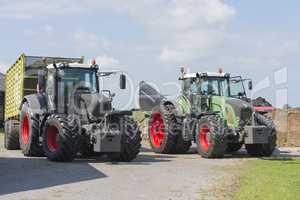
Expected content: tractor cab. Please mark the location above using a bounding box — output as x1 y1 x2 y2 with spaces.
179 69 252 113
180 69 252 100
177 69 254 130
37 61 127 118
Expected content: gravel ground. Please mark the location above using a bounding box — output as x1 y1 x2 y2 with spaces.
0 136 299 200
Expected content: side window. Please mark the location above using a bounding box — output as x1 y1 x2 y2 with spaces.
200 80 209 95
46 72 55 111
230 78 246 97
182 79 191 96
220 80 229 97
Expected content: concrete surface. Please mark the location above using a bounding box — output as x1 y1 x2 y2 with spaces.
0 136 299 200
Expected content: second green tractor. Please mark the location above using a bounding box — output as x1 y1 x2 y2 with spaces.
139 69 276 158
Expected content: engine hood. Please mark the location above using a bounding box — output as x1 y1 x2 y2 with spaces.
225 97 253 126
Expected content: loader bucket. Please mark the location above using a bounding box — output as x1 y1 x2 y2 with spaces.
139 81 165 111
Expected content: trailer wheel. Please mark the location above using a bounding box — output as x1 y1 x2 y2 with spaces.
19 103 43 156
4 120 20 150
42 115 80 162
226 142 243 153
148 104 179 154
196 115 227 158
109 116 142 162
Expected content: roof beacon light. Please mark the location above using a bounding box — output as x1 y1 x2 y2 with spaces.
180 66 186 74
218 68 224 74
91 59 96 66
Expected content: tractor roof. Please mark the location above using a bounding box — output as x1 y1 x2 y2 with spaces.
47 62 96 69
182 72 230 79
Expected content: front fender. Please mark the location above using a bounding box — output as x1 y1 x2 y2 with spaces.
20 93 48 115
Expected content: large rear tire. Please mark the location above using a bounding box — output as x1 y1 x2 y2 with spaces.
148 104 179 154
175 136 192 154
173 118 192 154
4 120 20 150
19 103 43 156
196 115 227 158
226 142 243 153
42 115 80 162
109 116 142 162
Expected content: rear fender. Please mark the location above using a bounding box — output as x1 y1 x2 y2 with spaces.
20 94 48 116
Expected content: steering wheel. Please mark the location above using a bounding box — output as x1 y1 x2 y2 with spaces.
75 86 92 93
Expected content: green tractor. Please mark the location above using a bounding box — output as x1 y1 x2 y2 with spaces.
139 69 276 158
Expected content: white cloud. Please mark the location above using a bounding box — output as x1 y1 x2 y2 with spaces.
73 30 111 50
103 0 236 64
0 0 84 19
214 32 300 70
92 55 120 67
1 0 235 64
0 62 8 74
24 24 54 37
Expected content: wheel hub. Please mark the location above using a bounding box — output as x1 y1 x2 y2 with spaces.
47 126 59 152
21 115 30 145
200 124 210 151
149 113 165 148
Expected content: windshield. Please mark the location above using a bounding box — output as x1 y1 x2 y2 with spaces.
57 68 98 92
184 76 246 98
188 77 230 96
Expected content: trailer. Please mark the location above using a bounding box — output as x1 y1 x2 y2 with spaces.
4 54 83 149
0 73 4 128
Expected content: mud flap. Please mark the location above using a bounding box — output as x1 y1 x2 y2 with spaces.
244 125 271 144
139 81 165 111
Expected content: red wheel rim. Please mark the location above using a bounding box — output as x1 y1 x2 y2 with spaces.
21 115 30 144
47 126 59 152
149 113 165 148
199 124 210 151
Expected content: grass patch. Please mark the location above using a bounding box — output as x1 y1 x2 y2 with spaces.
235 157 300 200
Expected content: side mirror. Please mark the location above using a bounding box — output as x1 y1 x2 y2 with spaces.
120 74 126 90
248 80 253 90
37 70 46 93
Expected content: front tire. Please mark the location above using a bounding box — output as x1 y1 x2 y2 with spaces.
196 115 227 158
42 115 80 162
19 103 43 156
148 104 179 154
109 116 142 162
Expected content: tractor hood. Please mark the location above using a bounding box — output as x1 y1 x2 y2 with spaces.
225 97 253 126
139 81 165 111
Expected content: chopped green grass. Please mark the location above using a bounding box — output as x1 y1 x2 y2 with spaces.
235 157 300 200
0 128 3 141
133 111 148 129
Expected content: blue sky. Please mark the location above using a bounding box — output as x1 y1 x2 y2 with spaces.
0 0 298 107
